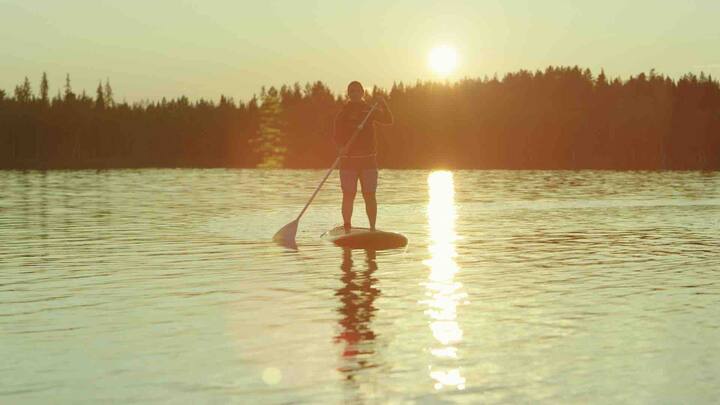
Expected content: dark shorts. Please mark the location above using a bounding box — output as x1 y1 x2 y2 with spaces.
340 169 378 193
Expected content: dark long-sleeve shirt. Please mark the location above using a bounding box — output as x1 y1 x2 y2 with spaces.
333 101 393 169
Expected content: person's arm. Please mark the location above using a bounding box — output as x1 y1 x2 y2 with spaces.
373 96 393 125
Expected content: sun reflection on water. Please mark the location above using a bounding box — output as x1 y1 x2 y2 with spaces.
422 171 467 391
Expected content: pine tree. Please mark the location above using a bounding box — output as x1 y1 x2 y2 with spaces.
252 86 286 168
596 69 608 88
14 76 33 103
95 81 105 109
64 73 75 101
39 72 49 105
104 78 114 107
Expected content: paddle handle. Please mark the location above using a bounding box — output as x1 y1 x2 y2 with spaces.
295 102 379 221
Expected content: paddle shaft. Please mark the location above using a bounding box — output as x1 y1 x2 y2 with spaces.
295 102 379 221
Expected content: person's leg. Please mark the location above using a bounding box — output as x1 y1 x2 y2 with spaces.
362 192 376 230
359 169 379 231
340 169 359 232
342 192 356 232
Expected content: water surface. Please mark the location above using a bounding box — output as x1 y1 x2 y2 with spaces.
1 169 719 403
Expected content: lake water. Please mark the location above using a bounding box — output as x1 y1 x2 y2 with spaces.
1 169 719 404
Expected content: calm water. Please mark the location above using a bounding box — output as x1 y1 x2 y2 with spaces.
1 169 719 404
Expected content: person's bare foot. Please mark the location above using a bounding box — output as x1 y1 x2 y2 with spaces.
343 223 351 233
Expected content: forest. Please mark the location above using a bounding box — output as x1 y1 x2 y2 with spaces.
1 66 718 170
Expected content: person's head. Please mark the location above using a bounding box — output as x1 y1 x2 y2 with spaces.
347 81 364 102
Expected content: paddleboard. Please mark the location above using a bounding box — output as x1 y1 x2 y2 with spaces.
322 226 408 250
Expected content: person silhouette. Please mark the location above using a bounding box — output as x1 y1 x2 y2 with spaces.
333 81 393 232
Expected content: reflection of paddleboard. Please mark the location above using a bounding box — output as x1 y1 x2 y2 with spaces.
322 226 408 250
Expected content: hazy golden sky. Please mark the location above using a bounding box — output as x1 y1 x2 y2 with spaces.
2 0 718 102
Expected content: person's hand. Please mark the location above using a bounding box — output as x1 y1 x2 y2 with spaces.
373 96 387 112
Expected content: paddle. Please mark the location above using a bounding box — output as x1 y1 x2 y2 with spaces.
273 102 380 247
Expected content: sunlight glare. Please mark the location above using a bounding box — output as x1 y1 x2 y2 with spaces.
423 170 467 391
430 369 466 391
428 45 459 76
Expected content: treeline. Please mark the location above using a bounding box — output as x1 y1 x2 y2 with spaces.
1 67 719 170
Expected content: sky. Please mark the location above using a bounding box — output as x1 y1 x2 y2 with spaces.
1 0 719 103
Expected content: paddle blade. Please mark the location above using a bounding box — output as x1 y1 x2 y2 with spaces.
273 219 298 248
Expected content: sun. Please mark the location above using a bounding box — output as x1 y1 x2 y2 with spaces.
428 45 458 76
